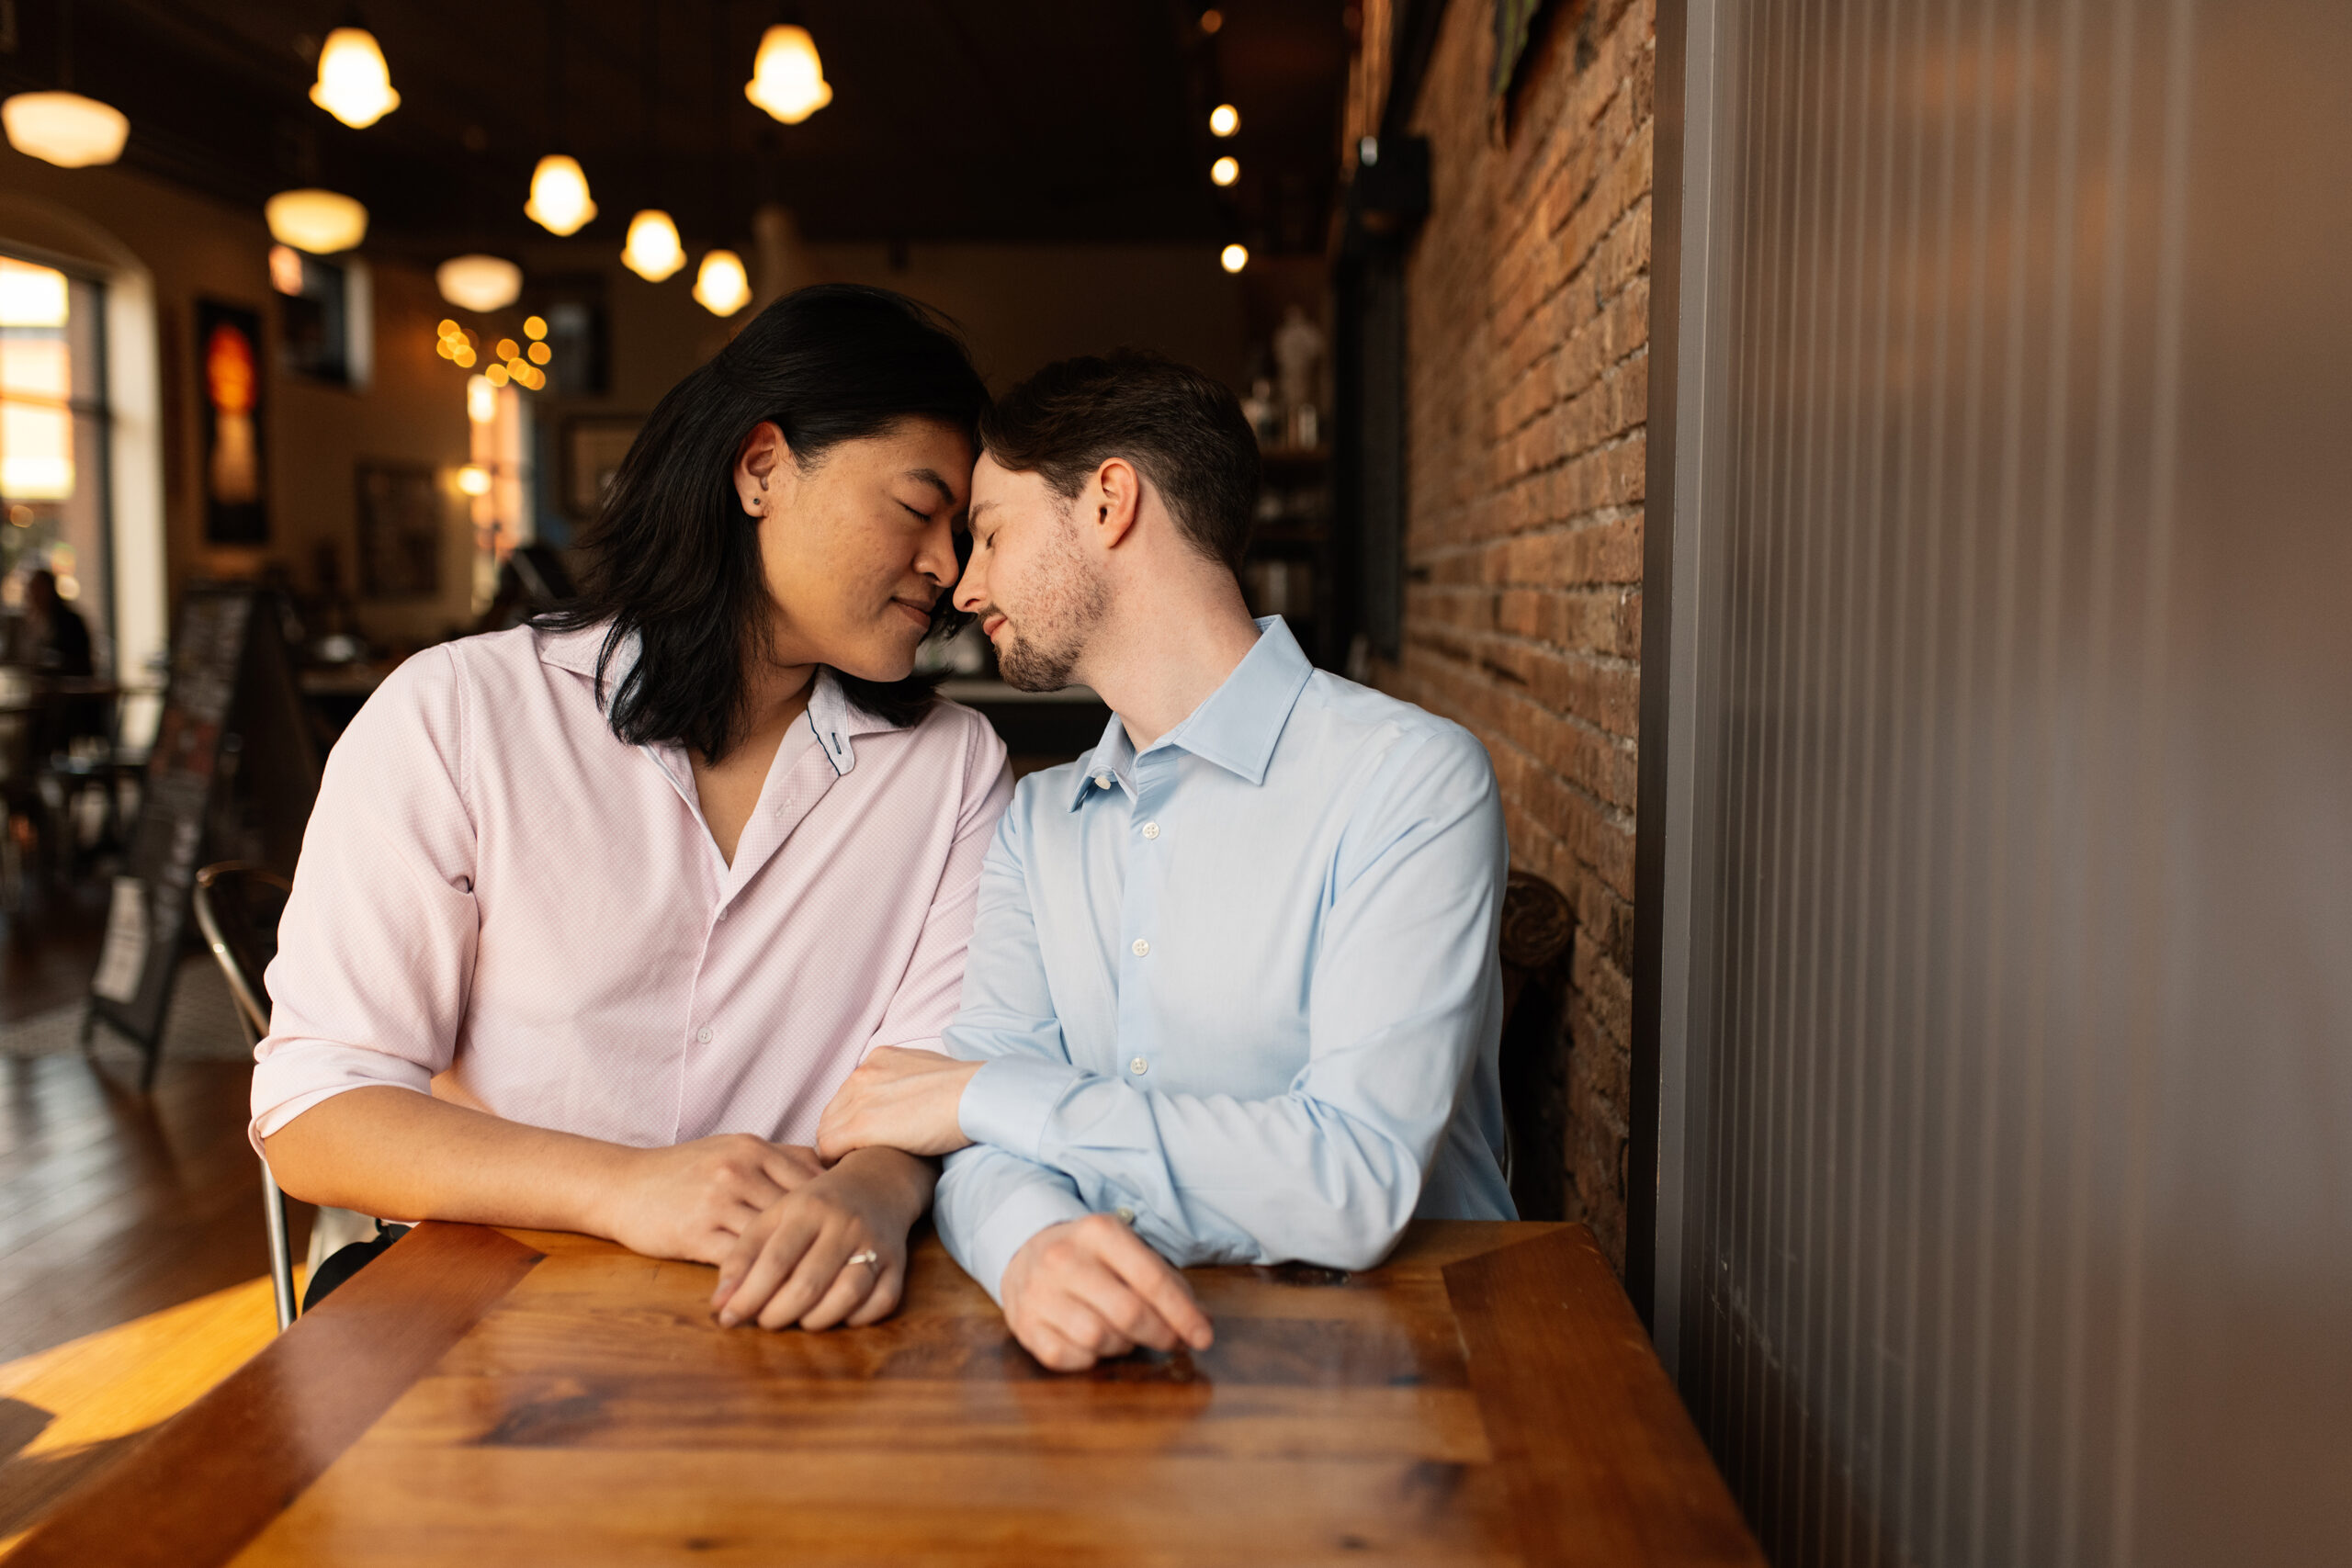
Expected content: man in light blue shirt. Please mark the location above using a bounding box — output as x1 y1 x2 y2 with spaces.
818 351 1513 1370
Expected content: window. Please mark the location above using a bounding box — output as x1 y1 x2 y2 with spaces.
0 254 110 669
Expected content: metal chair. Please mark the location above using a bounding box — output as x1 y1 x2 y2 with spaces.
190 861 303 1331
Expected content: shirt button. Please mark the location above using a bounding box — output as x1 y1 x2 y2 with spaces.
1131 937 1150 957
1114 1205 1137 1224
1128 1056 1148 1076
695 1026 713 1043
1093 773 1113 790
1141 821 1160 840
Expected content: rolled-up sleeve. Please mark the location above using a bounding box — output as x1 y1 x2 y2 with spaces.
248 646 481 1152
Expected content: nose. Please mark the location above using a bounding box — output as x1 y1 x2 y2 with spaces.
913 513 958 589
953 547 988 615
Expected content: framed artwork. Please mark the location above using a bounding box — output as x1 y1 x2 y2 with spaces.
353 460 444 599
197 299 267 544
563 415 642 519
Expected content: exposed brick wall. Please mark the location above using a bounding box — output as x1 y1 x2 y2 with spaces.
1374 0 1654 1272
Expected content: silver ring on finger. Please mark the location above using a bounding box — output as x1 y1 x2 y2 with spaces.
845 1249 882 1269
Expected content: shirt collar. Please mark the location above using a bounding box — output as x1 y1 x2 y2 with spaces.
1067 616 1314 810
536 621 895 777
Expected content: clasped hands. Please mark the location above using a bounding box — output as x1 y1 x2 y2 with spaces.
820 1047 1215 1371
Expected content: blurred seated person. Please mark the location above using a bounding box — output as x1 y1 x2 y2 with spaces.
17 569 93 678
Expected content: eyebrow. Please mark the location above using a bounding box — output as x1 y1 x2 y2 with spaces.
966 498 997 524
899 468 960 508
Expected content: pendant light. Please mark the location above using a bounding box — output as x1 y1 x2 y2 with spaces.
265 189 368 254
622 209 685 282
526 153 596 235
1 1 128 168
745 24 831 125
310 26 400 129
435 254 523 312
694 250 751 316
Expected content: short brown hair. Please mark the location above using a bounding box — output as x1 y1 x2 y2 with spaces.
978 350 1261 573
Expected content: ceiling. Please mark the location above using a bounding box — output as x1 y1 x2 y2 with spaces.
0 0 1353 262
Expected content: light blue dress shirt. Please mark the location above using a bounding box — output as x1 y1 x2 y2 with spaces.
935 617 1516 1301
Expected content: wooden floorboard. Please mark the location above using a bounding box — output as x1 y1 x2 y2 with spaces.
0 1057 312 1363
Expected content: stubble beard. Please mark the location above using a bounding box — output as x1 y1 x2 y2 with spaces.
994 508 1108 694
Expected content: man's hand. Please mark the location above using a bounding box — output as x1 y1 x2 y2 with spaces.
816 1046 983 1163
1000 1213 1215 1371
710 1147 935 1331
595 1134 825 1267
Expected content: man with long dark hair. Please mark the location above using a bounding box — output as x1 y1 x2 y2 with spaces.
818 351 1515 1371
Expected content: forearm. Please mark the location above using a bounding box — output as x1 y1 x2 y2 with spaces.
824 1145 939 1231
260 1086 637 1236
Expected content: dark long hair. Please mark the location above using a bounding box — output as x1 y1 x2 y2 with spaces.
536 284 988 762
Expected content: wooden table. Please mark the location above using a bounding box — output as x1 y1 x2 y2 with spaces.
9 1222 1760 1566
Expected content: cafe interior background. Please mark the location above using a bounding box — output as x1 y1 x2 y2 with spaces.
0 0 2344 1563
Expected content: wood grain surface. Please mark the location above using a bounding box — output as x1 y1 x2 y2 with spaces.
8 1219 1758 1567
6 1222 541 1568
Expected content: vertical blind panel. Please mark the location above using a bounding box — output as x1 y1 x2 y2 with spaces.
1672 0 2352 1563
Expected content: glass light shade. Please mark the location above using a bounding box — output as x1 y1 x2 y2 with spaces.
2 91 129 168
1211 156 1238 186
265 189 368 254
435 254 522 311
744 26 832 125
1209 103 1239 137
310 27 400 130
621 209 686 282
525 154 596 236
1220 243 1249 274
693 250 752 317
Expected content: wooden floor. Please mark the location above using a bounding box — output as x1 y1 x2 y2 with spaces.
0 1056 312 1365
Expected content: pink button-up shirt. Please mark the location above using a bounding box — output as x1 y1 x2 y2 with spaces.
249 623 1012 1153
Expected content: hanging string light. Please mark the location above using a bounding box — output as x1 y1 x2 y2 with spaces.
310 26 400 129
1209 103 1239 137
744 25 831 124
621 210 686 281
1220 243 1250 274
1 0 128 168
1211 156 1239 187
694 250 752 316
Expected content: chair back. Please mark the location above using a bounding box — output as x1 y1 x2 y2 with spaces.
191 862 292 1045
1496 869 1575 1215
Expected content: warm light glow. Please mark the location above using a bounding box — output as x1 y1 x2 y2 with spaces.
453 344 476 367
467 374 497 424
744 25 832 125
435 338 455 360
1199 9 1224 33
1211 156 1239 186
526 341 550 365
1 91 129 168
494 338 519 362
483 361 507 386
523 315 548 340
435 254 523 311
693 249 752 316
267 244 306 295
525 153 596 236
620 209 686 282
437 318 460 337
457 464 492 496
1209 103 1239 137
0 261 68 328
1220 243 1249 273
309 27 400 130
516 364 545 390
266 189 368 254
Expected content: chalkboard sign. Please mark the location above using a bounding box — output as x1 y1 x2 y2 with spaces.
86 583 321 1082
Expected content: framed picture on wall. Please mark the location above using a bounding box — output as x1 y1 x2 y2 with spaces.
354 460 444 600
197 299 268 545
563 415 641 519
